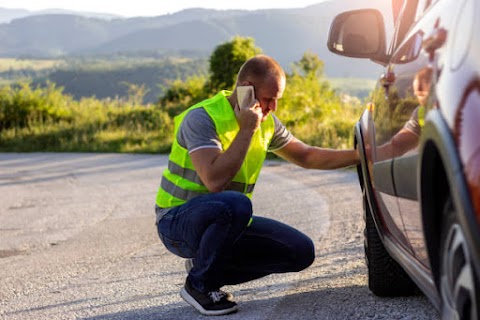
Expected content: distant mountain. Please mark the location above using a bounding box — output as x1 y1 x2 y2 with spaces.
0 0 393 78
0 7 121 23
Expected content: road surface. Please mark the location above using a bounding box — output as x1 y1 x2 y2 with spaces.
0 153 439 319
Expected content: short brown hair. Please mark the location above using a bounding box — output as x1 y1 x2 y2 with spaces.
236 55 285 85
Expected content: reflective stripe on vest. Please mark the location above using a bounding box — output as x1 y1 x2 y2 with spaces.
166 160 256 196
156 90 274 208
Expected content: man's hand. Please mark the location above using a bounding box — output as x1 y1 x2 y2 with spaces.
234 93 262 134
192 100 261 192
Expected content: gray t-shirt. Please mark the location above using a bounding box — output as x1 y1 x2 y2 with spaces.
403 106 421 136
178 107 292 152
156 108 293 223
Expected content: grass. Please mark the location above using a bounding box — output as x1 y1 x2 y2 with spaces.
328 77 376 100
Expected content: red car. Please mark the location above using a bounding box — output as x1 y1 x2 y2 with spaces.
327 0 480 319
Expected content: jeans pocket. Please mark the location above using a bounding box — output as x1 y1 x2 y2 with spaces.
159 233 194 259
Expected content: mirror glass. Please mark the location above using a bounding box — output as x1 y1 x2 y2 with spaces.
329 10 383 56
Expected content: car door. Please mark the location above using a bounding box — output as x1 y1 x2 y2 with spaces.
385 25 432 268
394 0 459 269
369 0 423 255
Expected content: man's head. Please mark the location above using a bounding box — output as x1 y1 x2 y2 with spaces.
413 67 432 106
235 55 286 121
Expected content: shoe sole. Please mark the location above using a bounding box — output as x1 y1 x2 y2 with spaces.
180 287 238 316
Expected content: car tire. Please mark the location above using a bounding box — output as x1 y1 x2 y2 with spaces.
440 198 479 320
363 195 418 296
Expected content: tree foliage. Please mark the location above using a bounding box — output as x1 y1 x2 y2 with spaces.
159 36 262 116
291 50 325 79
207 36 262 92
158 75 209 117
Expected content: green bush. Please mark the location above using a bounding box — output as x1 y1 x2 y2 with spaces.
0 83 173 153
0 82 71 130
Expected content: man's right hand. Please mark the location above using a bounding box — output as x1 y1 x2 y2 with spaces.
234 98 262 134
191 97 261 193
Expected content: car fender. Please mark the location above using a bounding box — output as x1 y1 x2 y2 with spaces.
419 108 480 287
355 106 386 238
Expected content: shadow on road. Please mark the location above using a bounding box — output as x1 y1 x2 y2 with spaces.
79 285 434 320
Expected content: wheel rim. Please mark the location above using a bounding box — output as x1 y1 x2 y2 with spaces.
440 223 478 320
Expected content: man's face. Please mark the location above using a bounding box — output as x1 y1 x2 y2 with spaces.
413 77 430 106
254 75 286 121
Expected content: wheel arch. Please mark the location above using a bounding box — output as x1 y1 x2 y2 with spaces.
354 121 378 225
419 138 448 287
354 117 390 242
354 123 365 191
419 109 480 290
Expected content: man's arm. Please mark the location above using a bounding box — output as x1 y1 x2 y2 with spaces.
375 128 419 161
190 129 254 192
190 98 263 193
273 137 359 170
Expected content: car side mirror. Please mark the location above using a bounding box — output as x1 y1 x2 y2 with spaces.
327 9 388 65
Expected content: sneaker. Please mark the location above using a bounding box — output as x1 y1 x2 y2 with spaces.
180 280 238 316
185 258 194 273
183 261 234 301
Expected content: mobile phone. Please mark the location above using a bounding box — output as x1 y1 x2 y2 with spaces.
236 85 255 109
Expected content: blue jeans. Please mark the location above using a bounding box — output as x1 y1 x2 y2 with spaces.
157 191 315 293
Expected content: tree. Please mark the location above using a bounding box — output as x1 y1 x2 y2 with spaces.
291 50 325 79
158 36 262 115
207 36 262 92
278 51 338 128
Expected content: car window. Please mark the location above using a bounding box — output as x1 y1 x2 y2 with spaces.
392 31 423 64
390 0 420 53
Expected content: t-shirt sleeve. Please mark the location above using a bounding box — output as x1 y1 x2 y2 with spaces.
268 114 293 152
403 106 421 137
177 108 222 153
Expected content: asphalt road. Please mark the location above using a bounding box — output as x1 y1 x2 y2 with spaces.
0 153 439 319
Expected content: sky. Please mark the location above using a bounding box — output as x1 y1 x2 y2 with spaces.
0 0 329 17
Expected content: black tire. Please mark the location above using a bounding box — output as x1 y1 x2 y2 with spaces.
363 195 418 296
439 198 479 320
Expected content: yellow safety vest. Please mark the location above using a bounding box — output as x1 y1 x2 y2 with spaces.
418 105 425 127
156 90 275 208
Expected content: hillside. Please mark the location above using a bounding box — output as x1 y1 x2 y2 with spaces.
0 0 392 78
